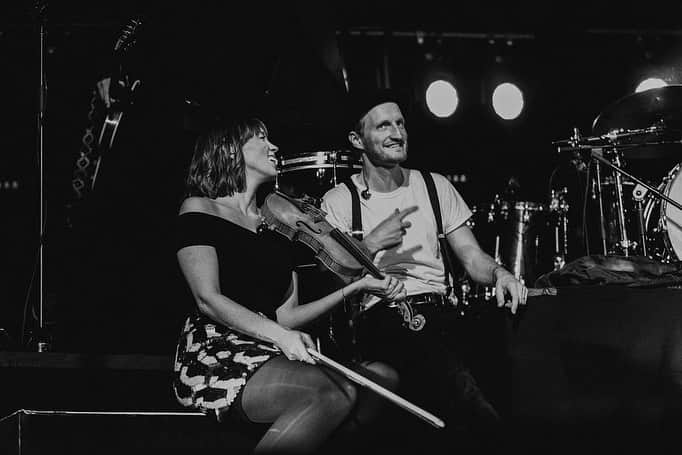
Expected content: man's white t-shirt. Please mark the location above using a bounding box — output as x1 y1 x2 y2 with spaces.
321 168 472 296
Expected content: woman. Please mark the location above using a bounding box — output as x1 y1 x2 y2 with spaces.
173 118 405 454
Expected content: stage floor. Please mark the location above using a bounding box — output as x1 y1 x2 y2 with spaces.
1 284 681 453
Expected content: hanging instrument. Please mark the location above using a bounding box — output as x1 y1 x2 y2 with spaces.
68 17 143 222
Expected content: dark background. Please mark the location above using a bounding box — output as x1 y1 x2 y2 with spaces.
2 1 682 354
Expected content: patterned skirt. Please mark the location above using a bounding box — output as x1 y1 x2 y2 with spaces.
172 312 281 420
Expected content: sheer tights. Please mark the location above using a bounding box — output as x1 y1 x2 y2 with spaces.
241 355 397 454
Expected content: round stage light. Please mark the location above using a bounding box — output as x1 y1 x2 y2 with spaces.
425 80 458 118
635 77 667 93
492 82 524 120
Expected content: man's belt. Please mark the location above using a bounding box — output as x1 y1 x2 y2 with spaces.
404 292 451 307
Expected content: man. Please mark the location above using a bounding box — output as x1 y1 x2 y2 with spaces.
320 88 527 449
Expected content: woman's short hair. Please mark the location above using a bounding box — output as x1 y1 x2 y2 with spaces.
185 118 267 198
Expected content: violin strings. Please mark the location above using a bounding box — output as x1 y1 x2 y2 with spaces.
329 229 383 278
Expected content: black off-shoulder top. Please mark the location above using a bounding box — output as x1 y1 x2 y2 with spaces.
175 211 294 320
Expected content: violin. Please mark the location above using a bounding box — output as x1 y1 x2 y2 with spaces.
260 191 384 283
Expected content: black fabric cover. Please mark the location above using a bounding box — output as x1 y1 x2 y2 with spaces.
535 254 682 288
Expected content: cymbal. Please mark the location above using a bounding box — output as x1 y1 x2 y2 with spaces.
591 85 682 159
593 85 682 135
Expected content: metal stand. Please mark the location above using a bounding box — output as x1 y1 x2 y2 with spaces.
610 151 631 256
594 160 608 255
590 148 682 257
590 149 682 211
550 187 569 270
632 184 649 257
34 1 50 352
556 124 682 259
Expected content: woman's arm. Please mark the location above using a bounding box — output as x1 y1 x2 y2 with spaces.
275 271 405 329
177 245 315 362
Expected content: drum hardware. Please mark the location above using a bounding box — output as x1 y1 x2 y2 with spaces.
590 149 682 214
549 187 569 270
556 86 682 260
554 125 679 154
467 201 502 266
593 155 609 255
591 149 635 256
610 150 633 255
556 127 682 257
494 232 502 266
632 184 649 257
504 201 549 284
590 148 682 260
469 191 565 286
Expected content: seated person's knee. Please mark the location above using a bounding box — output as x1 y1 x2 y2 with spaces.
316 376 357 415
360 361 400 390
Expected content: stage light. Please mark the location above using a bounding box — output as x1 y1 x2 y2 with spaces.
425 80 458 118
635 77 667 93
492 82 524 120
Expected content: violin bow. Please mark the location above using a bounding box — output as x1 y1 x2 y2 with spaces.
307 348 445 429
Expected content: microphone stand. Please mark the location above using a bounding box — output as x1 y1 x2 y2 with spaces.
34 0 50 352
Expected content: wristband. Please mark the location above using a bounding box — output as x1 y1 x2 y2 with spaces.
491 265 505 284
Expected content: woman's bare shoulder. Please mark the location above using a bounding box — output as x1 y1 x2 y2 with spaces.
179 197 213 215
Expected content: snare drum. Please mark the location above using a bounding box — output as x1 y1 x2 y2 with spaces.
276 150 362 201
643 163 682 262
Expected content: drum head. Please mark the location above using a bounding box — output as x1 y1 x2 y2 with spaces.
276 150 362 201
662 165 682 260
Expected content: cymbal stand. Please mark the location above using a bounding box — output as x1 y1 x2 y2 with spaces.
632 184 649 257
609 150 632 256
590 148 682 242
593 160 608 255
550 187 569 269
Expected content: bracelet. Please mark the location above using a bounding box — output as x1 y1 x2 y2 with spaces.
491 265 505 284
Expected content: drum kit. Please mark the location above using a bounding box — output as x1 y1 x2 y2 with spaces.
555 84 682 264
466 191 569 288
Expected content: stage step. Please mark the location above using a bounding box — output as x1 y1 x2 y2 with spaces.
0 409 265 454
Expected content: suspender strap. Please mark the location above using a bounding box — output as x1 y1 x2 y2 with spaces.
343 180 363 241
345 171 455 294
419 170 455 295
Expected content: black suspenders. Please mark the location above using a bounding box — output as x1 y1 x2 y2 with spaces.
420 170 456 297
343 180 363 241
343 171 455 295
